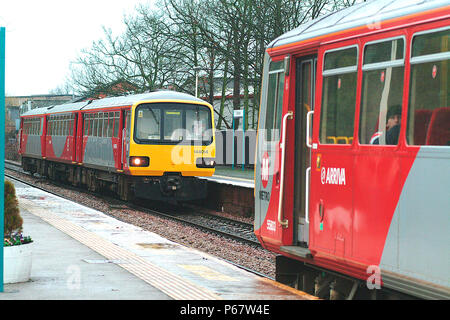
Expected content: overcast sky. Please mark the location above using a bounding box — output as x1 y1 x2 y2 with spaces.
0 0 155 96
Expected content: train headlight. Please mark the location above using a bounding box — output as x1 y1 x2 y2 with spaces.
130 156 150 167
196 157 216 168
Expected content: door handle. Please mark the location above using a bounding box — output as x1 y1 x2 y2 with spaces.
278 111 293 228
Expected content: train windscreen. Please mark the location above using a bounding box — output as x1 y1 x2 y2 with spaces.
134 103 213 145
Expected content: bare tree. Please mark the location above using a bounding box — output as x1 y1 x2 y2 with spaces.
68 0 364 129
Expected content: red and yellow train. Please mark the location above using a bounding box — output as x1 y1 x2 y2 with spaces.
19 91 216 201
254 0 449 299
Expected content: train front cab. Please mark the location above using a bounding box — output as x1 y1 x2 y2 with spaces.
255 16 449 299
126 99 216 201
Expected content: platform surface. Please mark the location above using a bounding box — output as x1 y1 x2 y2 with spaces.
1 179 315 301
201 166 255 189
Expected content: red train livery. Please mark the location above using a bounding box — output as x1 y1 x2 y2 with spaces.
19 91 216 202
254 0 449 299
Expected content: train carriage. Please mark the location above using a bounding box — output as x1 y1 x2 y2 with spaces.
19 91 216 202
254 0 449 299
19 107 46 162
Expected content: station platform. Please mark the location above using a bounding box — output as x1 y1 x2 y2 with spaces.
1 179 315 302
200 166 254 189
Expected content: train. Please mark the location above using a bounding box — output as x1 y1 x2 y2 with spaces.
254 0 449 299
19 90 216 202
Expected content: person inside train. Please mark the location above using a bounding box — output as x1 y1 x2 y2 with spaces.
370 105 402 145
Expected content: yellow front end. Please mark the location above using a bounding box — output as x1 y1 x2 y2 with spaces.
127 99 216 177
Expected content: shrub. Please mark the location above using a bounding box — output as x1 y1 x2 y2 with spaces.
4 180 23 237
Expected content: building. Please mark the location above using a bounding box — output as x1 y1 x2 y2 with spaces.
5 94 77 134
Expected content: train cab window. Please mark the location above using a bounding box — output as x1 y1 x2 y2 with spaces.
359 38 405 145
135 104 212 144
135 107 161 140
186 107 212 142
264 60 285 141
407 28 449 146
164 110 182 140
320 46 358 144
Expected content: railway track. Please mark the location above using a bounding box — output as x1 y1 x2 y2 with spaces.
5 160 260 247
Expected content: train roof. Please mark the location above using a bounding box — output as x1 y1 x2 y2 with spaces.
83 90 206 110
21 90 208 116
268 0 449 50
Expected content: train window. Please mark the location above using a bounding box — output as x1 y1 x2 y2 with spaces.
113 113 120 138
55 119 59 136
97 114 102 137
125 110 131 139
93 114 98 137
135 107 161 140
407 27 449 146
70 115 73 135
164 110 182 140
186 108 212 142
107 112 113 138
264 60 285 141
102 115 108 138
320 46 358 144
89 114 93 136
84 115 88 136
324 47 357 70
359 38 405 145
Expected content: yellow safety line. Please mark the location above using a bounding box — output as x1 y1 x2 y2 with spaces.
20 200 222 300
260 277 320 300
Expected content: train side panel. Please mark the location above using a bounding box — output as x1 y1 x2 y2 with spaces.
380 147 450 296
82 136 117 169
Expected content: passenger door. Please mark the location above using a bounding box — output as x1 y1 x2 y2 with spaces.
293 56 316 247
121 109 131 170
309 44 358 258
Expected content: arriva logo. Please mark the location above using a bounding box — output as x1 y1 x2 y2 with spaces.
320 167 346 185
